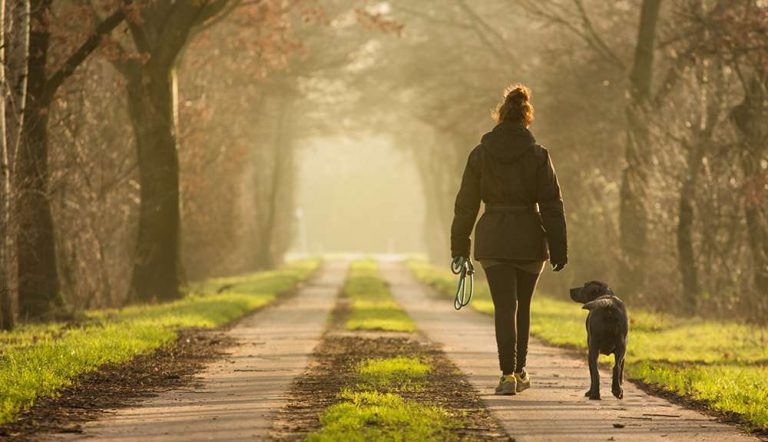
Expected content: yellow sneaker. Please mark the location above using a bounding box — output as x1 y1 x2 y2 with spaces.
514 369 531 393
494 375 517 395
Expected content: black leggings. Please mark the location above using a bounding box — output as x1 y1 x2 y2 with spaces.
485 264 540 375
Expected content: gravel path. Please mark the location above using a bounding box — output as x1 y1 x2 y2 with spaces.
380 260 758 442
49 261 347 442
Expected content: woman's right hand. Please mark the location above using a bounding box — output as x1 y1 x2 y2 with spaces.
551 261 566 272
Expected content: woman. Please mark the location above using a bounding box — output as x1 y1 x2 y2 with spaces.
450 84 567 395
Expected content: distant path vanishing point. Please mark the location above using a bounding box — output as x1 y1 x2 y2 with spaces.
380 260 758 442
48 260 348 442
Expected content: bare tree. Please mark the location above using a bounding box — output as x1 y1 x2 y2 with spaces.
0 0 11 330
15 0 125 319
1 0 31 329
618 0 663 298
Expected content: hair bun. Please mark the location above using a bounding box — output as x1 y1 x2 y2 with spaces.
507 86 530 102
492 83 534 126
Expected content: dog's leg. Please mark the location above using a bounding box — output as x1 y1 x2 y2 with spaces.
620 356 625 386
612 346 625 399
585 346 601 400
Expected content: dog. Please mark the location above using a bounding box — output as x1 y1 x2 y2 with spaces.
569 281 628 400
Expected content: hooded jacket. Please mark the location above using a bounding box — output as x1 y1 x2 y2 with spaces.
450 121 567 264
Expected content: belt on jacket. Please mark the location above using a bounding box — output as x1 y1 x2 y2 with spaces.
484 203 539 213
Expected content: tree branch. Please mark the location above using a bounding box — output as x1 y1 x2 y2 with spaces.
150 0 233 69
394 5 473 30
189 0 248 40
519 0 624 70
42 6 126 104
123 0 151 53
454 0 516 61
572 0 625 69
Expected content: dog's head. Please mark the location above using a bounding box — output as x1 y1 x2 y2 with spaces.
569 280 614 304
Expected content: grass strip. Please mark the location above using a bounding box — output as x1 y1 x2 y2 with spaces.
344 260 415 332
307 390 452 442
357 356 430 391
306 260 465 441
407 259 768 432
0 259 319 426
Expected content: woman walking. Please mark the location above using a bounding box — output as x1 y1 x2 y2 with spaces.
450 84 567 395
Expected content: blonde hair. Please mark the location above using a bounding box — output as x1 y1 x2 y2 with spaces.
492 84 534 126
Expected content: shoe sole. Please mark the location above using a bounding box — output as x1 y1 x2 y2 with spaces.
495 386 517 395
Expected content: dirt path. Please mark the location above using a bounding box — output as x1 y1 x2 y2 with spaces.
380 260 758 442
48 261 348 442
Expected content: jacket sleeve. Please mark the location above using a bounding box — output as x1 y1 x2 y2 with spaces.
450 148 482 258
536 147 568 265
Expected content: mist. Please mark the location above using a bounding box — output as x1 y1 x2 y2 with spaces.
293 136 426 255
0 0 765 327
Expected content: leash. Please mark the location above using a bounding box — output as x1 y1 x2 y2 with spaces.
451 256 475 310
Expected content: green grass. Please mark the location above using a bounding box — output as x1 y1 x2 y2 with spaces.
344 260 415 332
306 390 453 442
0 259 319 426
357 356 430 391
307 261 455 441
407 259 768 432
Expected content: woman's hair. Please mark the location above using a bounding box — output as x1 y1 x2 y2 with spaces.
492 84 534 126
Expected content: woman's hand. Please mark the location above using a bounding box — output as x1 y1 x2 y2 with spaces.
551 261 566 272
452 256 469 271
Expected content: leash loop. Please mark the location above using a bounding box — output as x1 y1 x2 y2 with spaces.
451 256 475 310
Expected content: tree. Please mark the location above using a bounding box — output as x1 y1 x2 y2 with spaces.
0 0 11 330
14 1 125 319
618 0 663 297
722 1 768 299
106 1 231 302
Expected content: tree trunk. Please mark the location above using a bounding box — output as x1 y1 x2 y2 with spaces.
3 1 30 324
4 0 29 168
0 0 13 330
422 157 452 262
256 95 294 270
676 144 702 313
618 0 662 297
126 64 183 302
16 0 62 319
731 74 768 297
677 55 723 315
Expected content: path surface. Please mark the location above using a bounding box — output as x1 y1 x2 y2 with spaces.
49 261 347 442
380 260 757 442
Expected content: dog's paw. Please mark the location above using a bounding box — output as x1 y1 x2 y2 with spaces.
585 390 601 400
612 386 624 399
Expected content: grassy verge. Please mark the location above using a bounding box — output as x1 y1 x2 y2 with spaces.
343 260 415 332
306 260 463 441
0 259 319 426
407 259 768 432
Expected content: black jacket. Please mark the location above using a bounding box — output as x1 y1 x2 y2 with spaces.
450 122 567 264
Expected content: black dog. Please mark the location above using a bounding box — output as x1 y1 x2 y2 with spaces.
570 281 628 400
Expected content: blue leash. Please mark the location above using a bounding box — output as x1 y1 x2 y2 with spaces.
451 257 475 310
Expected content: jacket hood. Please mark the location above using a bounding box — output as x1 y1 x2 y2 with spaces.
480 121 536 162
